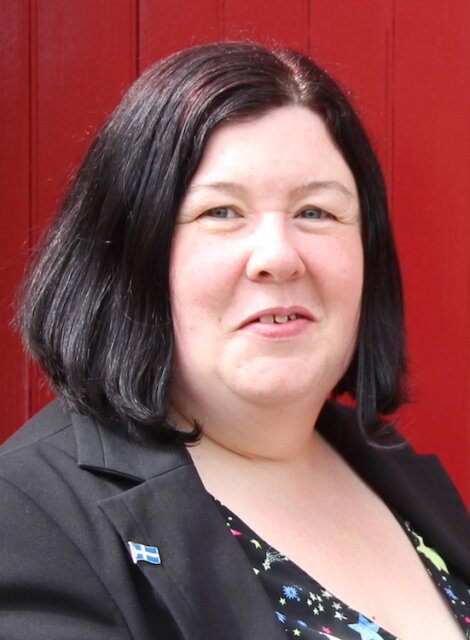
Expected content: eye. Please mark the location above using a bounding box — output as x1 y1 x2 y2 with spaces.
297 207 333 220
203 206 239 219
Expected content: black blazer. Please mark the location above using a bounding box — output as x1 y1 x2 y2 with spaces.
0 399 469 640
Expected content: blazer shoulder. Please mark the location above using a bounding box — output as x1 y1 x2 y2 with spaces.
0 399 83 510
1 398 75 458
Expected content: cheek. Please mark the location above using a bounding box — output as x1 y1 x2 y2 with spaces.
312 234 363 305
169 236 235 331
336 241 364 348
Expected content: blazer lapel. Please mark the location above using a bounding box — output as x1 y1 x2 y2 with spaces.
98 465 286 640
73 404 470 639
74 412 285 640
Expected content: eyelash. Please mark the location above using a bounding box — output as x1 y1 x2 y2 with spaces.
297 207 333 220
203 206 238 219
201 206 334 221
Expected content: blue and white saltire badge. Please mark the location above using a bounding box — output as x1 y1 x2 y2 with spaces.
128 540 161 565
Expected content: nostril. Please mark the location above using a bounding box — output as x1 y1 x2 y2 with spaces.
245 229 306 282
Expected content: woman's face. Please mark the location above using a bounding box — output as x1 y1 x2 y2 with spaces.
170 105 363 419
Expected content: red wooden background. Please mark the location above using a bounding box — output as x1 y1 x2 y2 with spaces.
1 1 469 505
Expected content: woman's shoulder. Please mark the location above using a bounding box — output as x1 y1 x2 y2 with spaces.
0 400 134 554
1 398 75 461
0 400 166 640
0 399 124 534
0 397 191 507
0 399 81 498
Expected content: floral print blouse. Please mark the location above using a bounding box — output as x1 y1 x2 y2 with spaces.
215 500 470 639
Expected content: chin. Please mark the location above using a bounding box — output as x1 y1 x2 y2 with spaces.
227 368 334 408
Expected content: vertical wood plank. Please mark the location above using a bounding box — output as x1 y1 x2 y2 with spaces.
393 0 470 503
309 0 393 186
0 0 30 440
1 0 467 508
224 0 309 52
30 0 138 416
139 0 222 71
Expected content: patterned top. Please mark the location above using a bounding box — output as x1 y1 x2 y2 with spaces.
215 500 470 639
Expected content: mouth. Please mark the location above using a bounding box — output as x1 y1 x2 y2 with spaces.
258 313 302 324
240 307 314 328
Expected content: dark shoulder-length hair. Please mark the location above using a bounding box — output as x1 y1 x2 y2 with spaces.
18 41 407 442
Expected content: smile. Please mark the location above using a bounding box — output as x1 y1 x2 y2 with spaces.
239 307 314 338
258 314 299 323
240 306 314 329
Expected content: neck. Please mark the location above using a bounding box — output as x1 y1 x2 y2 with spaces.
170 390 328 463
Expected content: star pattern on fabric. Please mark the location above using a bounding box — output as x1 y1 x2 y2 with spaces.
348 614 385 640
444 586 459 601
282 585 301 601
412 532 449 574
215 498 470 640
334 611 347 621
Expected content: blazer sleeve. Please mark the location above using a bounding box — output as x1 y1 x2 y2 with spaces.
0 476 133 640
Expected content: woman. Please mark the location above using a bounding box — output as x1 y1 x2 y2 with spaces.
0 42 468 640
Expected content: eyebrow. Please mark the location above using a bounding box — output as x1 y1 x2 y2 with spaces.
291 180 354 200
186 179 354 200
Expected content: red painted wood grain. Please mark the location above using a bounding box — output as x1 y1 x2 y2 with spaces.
392 0 470 499
30 0 138 416
0 1 468 505
223 0 309 52
0 0 31 436
139 0 221 71
309 0 393 187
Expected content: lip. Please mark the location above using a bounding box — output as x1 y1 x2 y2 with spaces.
239 306 315 329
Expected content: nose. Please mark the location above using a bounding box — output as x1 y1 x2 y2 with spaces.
245 213 306 283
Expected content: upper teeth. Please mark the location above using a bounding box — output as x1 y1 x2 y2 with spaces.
259 314 298 323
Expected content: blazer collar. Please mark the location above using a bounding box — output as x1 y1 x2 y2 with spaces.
98 464 286 640
73 410 192 482
72 411 285 640
72 402 470 616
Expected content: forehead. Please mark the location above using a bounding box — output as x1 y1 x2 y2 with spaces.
188 105 358 199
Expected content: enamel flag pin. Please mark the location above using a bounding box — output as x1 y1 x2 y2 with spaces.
128 541 161 565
